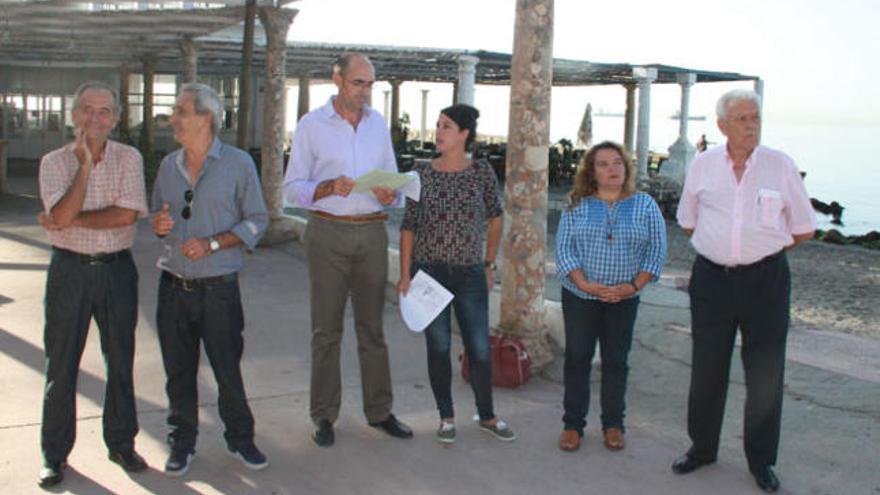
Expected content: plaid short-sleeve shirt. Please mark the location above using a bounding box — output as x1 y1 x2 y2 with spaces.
39 140 147 254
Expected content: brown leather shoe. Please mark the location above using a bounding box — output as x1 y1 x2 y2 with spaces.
603 427 625 450
558 430 581 452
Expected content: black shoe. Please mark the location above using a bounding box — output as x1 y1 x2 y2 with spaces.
751 465 780 493
37 461 65 488
671 451 716 475
225 441 269 470
108 449 148 473
164 449 194 477
313 419 334 447
369 414 413 439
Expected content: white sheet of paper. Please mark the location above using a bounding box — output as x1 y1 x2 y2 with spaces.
399 270 453 333
398 171 421 201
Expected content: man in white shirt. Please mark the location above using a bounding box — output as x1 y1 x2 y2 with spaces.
283 53 412 447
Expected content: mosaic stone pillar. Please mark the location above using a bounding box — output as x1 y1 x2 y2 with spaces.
623 83 636 156
499 0 555 368
237 0 256 150
633 67 657 176
663 72 696 185
180 35 198 83
297 77 310 122
258 5 298 245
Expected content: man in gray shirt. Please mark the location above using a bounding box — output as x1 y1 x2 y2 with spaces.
150 83 269 477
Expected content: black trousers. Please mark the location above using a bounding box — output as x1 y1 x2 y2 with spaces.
41 248 140 463
156 272 255 452
686 251 790 470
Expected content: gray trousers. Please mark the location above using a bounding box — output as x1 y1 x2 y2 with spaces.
305 215 393 424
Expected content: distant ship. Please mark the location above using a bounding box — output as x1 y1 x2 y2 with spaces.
670 111 706 121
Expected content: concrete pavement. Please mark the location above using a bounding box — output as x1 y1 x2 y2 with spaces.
0 162 878 494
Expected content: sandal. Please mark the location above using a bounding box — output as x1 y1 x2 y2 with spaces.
603 427 625 450
558 429 581 452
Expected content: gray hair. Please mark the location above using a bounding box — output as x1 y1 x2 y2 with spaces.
73 80 120 115
179 82 223 135
332 53 374 77
716 88 762 120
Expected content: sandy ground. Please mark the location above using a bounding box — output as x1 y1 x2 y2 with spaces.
663 224 880 339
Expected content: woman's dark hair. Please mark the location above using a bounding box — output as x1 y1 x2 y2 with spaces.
568 141 636 208
440 104 479 149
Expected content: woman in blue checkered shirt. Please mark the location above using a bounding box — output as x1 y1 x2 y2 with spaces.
555 141 667 453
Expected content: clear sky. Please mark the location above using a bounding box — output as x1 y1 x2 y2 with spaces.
287 0 878 129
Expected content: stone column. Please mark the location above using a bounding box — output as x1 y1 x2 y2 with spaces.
297 77 310 121
237 0 256 150
420 89 429 147
257 5 298 245
456 55 479 105
754 78 764 141
499 0 554 368
390 80 401 130
118 65 131 144
451 81 458 106
663 72 696 185
383 90 391 124
623 83 636 156
633 67 657 176
180 35 198 83
139 57 156 154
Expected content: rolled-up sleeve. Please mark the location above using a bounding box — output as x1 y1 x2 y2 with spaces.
676 158 702 229
283 121 319 208
640 198 668 279
116 149 148 218
555 207 581 281
38 151 72 213
232 161 269 249
783 161 818 235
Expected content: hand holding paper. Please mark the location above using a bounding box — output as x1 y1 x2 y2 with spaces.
399 270 454 332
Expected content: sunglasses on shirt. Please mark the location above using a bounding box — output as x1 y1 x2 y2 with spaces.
182 189 193 220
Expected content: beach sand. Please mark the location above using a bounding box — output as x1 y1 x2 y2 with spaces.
664 223 880 339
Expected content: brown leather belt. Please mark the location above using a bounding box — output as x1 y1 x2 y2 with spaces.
310 210 388 223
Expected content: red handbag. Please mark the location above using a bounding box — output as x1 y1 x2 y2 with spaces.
460 334 531 388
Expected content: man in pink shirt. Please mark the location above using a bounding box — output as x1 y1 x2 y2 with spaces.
36 81 148 488
671 89 816 493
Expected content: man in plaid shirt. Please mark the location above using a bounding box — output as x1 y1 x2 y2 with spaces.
36 81 148 488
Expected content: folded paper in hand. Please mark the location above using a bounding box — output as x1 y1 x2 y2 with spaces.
399 270 453 332
353 169 420 201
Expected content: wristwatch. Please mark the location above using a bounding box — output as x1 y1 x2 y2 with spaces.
209 237 221 253
484 260 497 270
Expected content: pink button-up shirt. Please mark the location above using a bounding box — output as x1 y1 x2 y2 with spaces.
677 144 816 266
39 140 147 254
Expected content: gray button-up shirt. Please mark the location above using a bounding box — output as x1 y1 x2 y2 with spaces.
151 138 268 278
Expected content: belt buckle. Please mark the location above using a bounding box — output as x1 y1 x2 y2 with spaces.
181 278 196 292
87 256 100 266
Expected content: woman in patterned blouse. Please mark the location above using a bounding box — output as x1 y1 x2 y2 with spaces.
398 104 515 444
555 141 667 453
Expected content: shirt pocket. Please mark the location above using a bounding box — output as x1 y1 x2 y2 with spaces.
757 188 784 230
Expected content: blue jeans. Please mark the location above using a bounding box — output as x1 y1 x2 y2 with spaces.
41 248 140 463
561 288 639 434
156 272 255 452
413 263 495 421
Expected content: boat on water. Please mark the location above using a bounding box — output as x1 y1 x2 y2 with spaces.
670 111 706 121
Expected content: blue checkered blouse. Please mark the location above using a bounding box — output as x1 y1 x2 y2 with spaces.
555 192 667 300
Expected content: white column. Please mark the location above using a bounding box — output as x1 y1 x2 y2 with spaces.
456 55 479 105
633 67 657 176
420 89 429 147
663 72 696 185
754 78 764 141
383 90 391 125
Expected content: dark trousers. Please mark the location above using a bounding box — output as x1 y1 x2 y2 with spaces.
561 288 639 435
414 263 494 421
41 248 139 463
686 252 790 469
156 272 255 452
304 216 393 424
